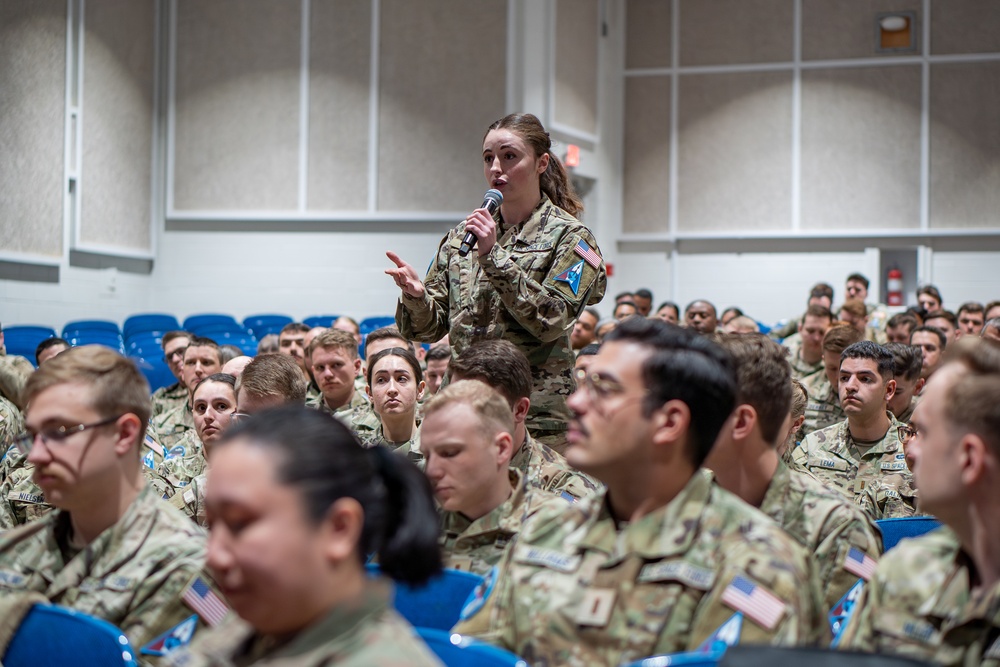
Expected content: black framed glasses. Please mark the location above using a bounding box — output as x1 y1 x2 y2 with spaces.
15 415 124 455
897 424 918 446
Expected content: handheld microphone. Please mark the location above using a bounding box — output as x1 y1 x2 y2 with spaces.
459 189 503 257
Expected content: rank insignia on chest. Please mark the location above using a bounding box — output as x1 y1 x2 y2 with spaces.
554 260 585 295
141 615 198 657
575 588 616 627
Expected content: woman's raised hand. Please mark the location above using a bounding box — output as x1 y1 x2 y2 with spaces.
385 251 425 299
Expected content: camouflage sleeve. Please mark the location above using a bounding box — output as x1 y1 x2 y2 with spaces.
397 231 454 343
814 508 883 611
451 536 519 653
836 579 876 651
477 227 607 343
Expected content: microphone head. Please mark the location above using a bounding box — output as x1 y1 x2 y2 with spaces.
484 189 503 207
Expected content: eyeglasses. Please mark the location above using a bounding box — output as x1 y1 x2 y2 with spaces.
163 347 188 364
229 412 251 424
573 368 627 401
897 424 919 446
15 415 123 455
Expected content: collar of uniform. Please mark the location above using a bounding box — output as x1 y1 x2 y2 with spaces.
908 527 971 622
510 433 535 478
846 412 902 456
577 469 713 562
501 194 552 245
758 458 793 526
441 469 526 539
0 511 61 584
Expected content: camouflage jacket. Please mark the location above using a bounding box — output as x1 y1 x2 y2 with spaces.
397 195 607 435
158 447 208 492
360 425 423 466
781 333 823 382
893 395 919 425
165 579 443 667
152 403 196 450
0 395 25 475
794 415 917 520
839 527 1000 666
511 433 600 502
343 400 381 442
800 372 843 439
759 460 883 611
170 473 207 528
439 468 567 576
0 485 225 664
152 381 189 419
454 470 829 666
306 387 370 424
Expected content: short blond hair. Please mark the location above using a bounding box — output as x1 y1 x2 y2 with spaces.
25 346 151 437
422 380 514 439
309 328 359 359
790 379 808 421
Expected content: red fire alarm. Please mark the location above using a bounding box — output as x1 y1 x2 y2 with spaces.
565 144 580 168
605 262 614 277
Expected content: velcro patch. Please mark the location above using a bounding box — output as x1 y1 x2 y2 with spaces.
516 546 581 573
638 560 715 590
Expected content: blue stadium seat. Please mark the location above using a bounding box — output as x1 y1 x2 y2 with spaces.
130 356 176 392
367 565 483 631
126 332 165 357
62 319 121 338
189 322 251 338
182 314 238 332
303 314 341 328
876 516 941 551
360 316 397 335
123 314 180 340
415 628 527 667
624 650 725 667
66 331 125 354
2 325 57 365
3 603 138 667
243 314 294 338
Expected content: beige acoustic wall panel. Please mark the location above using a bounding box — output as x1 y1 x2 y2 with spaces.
554 0 598 136
800 66 921 230
626 0 672 69
931 0 1000 55
679 0 793 66
0 0 65 256
677 71 792 232
173 0 300 211
929 62 1000 228
81 0 154 251
622 76 670 234
377 0 506 211
308 0 371 211
802 0 922 61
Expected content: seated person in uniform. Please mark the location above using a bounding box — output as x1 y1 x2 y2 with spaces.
839 337 1000 664
782 305 833 381
34 337 70 366
986 300 1000 322
684 299 718 334
256 334 279 355
845 273 888 331
361 348 423 463
794 341 915 519
838 300 885 344
305 329 368 421
925 310 959 345
632 288 653 317
719 306 744 330
448 339 598 498
983 317 1000 342
422 380 566 575
917 284 943 313
722 316 758 334
220 355 251 378
885 313 919 344
570 307 600 351
164 406 443 667
234 353 307 415
910 325 946 381
152 336 221 450
0 346 223 659
800 324 864 439
455 318 828 663
423 344 451 395
884 343 923 424
613 300 638 321
574 343 600 374
707 334 882 611
302 326 328 402
956 301 985 338
332 315 362 346
151 331 191 418
652 301 680 325
277 322 310 382
0 322 37 413
780 378 808 463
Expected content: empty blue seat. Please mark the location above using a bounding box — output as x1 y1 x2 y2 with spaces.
190 322 250 339
243 314 294 338
62 319 121 338
183 314 238 332
303 314 341 328
876 516 941 551
67 332 125 353
624 650 725 667
2 325 57 365
130 356 176 392
360 316 397 335
123 314 180 340
3 603 138 667
415 628 527 667
367 565 483 631
126 332 165 357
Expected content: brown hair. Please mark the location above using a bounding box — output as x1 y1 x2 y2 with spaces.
423 380 515 439
717 334 792 446
161 330 191 348
944 375 1000 457
486 113 583 217
235 353 307 404
839 299 867 319
449 339 532 405
790 379 808 421
823 324 864 354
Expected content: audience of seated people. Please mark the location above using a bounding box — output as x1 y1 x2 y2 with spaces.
2 272 1000 666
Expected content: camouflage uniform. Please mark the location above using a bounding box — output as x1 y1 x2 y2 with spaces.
158 449 208 492
306 388 369 424
397 195 607 437
152 402 196 450
866 303 890 332
0 485 225 662
0 395 25 473
440 468 567 576
759 459 883 611
893 395 919 425
512 432 599 501
782 333 823 382
0 352 33 411
454 470 829 665
152 381 189 419
342 400 381 442
360 426 422 466
170 473 208 527
839 526 1000 666
800 372 843 439
305 380 321 405
165 579 442 667
793 415 917 519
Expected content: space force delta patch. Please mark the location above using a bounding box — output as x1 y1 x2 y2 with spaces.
554 260 585 295
141 615 198 656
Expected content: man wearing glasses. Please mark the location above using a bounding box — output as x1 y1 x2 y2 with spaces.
151 331 191 418
456 318 827 664
839 337 1000 664
0 345 225 658
794 341 915 520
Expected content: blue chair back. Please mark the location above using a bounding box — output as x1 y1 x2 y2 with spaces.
303 314 341 328
1 325 57 365
415 628 527 667
67 332 125 353
360 316 397 335
243 314 293 338
126 332 164 356
62 320 121 338
201 330 258 356
876 517 941 551
367 565 483 631
123 314 180 340
625 650 725 667
130 356 177 392
182 314 238 332
3 603 138 667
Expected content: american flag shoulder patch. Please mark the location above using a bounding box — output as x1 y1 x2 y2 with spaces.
843 546 877 581
574 240 601 268
721 574 786 631
182 575 229 627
